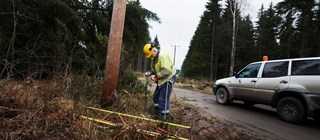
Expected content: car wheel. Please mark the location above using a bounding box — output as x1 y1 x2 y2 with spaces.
277 97 306 124
216 88 229 105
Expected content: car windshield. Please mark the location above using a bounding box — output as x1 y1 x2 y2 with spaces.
238 63 261 78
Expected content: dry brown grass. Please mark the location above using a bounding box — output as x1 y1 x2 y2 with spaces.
0 76 187 140
174 78 213 94
0 75 262 140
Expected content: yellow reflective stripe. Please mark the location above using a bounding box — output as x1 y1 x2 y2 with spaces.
157 68 171 79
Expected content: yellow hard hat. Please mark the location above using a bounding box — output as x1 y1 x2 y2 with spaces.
143 43 154 58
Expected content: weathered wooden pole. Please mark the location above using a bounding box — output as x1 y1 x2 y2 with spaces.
101 0 126 107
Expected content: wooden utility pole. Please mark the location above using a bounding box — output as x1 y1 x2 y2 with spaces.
101 0 126 107
172 45 180 66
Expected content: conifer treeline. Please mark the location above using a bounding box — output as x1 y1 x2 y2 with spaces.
0 0 159 79
182 0 320 80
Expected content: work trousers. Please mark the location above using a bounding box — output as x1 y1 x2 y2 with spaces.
153 81 172 120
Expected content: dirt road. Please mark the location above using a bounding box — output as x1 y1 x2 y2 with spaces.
170 87 320 140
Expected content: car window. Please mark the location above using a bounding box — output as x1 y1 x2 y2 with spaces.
238 63 261 78
262 61 289 78
292 59 320 75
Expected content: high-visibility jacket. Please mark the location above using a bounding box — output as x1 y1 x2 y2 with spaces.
150 50 176 86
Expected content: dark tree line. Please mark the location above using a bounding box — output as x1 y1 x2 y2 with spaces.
182 0 320 80
2 0 319 81
0 0 159 79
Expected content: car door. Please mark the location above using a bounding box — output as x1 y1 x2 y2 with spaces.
290 59 320 94
231 63 262 100
255 61 290 103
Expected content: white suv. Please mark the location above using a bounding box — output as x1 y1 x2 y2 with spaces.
213 57 320 124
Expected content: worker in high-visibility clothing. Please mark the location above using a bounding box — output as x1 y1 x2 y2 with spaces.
143 43 176 121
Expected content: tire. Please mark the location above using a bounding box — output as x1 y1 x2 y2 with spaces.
215 88 229 105
277 97 306 124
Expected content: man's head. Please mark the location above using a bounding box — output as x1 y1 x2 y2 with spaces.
143 43 158 58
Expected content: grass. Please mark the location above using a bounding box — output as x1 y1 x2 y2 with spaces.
0 72 260 140
0 73 188 139
174 77 213 94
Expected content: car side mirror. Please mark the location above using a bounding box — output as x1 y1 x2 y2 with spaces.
233 72 239 78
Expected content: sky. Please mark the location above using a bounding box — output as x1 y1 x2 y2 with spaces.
139 0 283 69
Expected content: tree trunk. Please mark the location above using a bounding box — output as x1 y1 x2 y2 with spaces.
229 0 237 76
213 52 219 81
3 0 17 79
210 19 215 81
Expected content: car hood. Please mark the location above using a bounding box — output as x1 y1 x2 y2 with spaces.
215 77 234 86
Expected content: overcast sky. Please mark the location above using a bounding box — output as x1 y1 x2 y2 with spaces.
139 0 283 69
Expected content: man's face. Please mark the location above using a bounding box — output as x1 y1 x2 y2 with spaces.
150 49 157 58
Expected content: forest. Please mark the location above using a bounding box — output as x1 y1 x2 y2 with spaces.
0 0 158 81
1 0 319 81
182 0 320 80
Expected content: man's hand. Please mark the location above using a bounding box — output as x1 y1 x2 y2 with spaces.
145 71 151 77
150 75 158 81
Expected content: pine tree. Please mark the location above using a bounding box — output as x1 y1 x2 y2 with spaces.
236 15 257 71
276 0 317 58
0 0 159 78
181 0 222 78
153 35 160 49
294 0 315 57
122 0 160 72
313 0 320 56
256 3 280 60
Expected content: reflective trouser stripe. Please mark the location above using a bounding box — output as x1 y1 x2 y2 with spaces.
154 103 159 107
161 110 170 114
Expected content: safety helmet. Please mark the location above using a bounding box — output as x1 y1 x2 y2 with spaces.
143 43 154 58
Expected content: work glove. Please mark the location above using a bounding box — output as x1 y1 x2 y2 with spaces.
150 75 158 81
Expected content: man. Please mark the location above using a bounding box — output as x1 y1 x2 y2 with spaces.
143 43 176 121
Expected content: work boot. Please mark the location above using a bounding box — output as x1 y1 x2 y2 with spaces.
153 107 160 120
160 113 173 122
165 114 174 123
157 114 174 129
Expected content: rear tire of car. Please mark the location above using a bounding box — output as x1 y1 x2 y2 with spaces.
216 88 229 105
277 97 306 124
